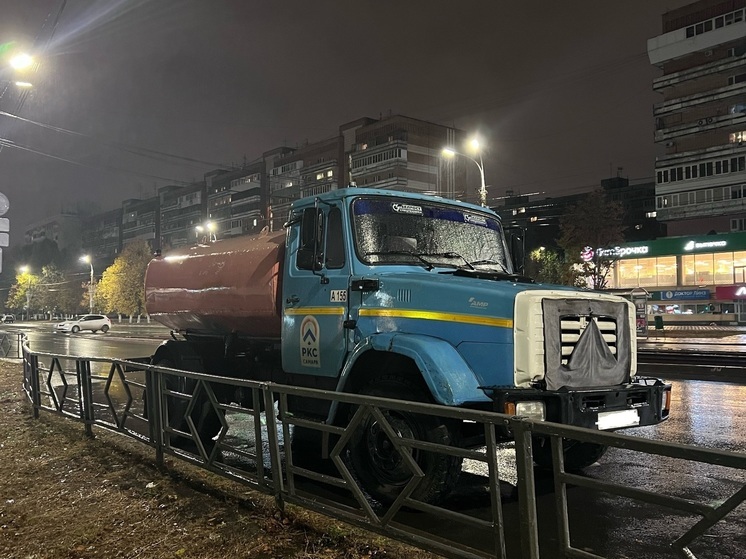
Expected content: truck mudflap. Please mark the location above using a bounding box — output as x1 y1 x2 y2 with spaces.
487 376 672 430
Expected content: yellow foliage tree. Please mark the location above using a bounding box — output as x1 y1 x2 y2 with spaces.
96 240 153 320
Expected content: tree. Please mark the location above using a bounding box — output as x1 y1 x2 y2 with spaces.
557 189 625 290
97 240 152 320
36 265 64 317
525 248 569 285
6 270 40 318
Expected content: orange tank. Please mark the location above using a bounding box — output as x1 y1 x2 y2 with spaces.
145 230 285 338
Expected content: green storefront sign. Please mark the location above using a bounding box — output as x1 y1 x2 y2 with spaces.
596 231 746 260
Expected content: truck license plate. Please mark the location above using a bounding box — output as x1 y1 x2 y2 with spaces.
596 409 640 430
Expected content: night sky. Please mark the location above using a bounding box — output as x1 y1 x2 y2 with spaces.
0 0 692 246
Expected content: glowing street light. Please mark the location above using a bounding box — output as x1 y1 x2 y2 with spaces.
80 255 94 313
442 138 488 207
9 52 33 70
195 221 217 242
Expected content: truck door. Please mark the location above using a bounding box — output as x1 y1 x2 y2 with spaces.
281 204 350 376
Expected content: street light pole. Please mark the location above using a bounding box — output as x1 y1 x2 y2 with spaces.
80 255 94 313
442 141 488 207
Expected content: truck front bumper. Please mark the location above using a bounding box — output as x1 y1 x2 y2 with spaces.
486 376 672 430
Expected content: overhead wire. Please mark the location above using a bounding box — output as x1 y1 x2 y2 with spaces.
0 136 191 185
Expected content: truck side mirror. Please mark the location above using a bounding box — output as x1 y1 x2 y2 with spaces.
297 207 326 278
504 226 525 275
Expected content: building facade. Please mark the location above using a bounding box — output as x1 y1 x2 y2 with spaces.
159 183 206 251
24 212 82 253
496 176 664 254
648 0 746 236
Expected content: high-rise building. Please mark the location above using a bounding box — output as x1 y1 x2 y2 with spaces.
647 0 746 236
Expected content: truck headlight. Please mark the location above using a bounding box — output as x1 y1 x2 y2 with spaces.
513 401 546 421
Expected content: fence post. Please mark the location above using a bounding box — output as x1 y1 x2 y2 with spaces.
78 359 95 438
262 386 285 513
512 418 540 559
29 353 41 419
148 368 164 468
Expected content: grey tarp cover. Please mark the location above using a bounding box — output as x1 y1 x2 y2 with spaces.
542 298 631 391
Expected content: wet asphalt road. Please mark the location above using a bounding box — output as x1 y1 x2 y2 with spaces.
7 322 746 558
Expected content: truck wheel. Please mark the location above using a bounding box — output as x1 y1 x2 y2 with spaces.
532 437 608 471
291 425 336 474
346 375 462 506
156 358 222 454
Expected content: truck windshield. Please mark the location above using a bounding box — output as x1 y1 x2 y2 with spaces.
352 197 510 272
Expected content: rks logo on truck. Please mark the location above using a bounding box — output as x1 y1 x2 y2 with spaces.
300 315 321 367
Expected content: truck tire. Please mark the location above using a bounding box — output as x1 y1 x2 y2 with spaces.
345 375 462 506
290 425 335 473
531 437 608 471
156 358 222 455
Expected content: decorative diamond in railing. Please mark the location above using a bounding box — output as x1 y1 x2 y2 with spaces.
45 357 69 412
329 404 424 525
184 380 229 463
103 362 134 429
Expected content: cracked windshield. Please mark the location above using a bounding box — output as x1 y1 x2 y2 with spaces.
352 197 508 271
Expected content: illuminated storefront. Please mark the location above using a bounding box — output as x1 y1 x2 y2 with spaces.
602 232 746 324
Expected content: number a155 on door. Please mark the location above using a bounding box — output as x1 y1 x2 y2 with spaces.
330 290 347 302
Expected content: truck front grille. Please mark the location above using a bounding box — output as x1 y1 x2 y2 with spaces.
559 315 617 366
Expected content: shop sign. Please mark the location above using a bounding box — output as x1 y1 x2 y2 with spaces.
596 245 650 259
683 239 727 251
715 285 746 299
654 289 710 301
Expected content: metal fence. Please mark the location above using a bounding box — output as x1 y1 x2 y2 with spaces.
20 340 746 559
0 330 23 358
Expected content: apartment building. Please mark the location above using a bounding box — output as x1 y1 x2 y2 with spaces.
121 197 159 248
206 163 265 237
348 115 465 201
267 138 341 230
66 113 470 259
648 0 746 235
24 211 81 253
80 208 122 264
496 176 663 254
159 183 205 250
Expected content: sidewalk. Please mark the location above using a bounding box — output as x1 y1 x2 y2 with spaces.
643 323 746 341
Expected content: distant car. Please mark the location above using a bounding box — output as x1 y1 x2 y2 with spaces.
1 314 15 324
55 314 111 334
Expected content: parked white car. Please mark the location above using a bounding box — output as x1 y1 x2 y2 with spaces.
55 314 111 334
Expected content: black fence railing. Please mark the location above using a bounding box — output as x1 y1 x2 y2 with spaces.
20 340 746 559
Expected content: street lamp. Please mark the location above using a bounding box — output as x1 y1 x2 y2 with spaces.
195 221 217 242
9 52 33 70
80 255 94 313
442 138 488 207
19 266 32 321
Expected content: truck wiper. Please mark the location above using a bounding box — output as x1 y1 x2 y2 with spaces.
420 251 475 270
469 258 510 275
364 251 435 271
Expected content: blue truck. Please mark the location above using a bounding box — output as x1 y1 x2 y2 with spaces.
145 188 672 504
